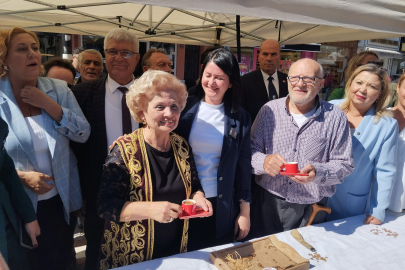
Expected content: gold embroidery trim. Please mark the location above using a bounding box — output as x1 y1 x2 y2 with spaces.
100 130 193 269
138 128 154 261
171 132 192 253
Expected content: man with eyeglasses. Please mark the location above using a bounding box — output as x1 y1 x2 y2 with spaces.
249 58 354 239
70 28 141 270
142 48 172 74
241 39 289 122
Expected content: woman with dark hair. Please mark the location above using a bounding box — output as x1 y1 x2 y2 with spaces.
175 48 251 251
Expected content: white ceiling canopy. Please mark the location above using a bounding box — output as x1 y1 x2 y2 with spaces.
0 0 404 46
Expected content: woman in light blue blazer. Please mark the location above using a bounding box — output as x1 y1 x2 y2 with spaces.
327 64 398 224
0 28 90 269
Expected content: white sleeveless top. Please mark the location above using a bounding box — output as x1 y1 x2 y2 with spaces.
25 114 58 201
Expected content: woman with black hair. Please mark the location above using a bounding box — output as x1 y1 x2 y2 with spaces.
175 48 251 251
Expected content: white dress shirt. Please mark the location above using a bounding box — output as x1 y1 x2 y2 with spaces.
261 69 280 98
105 75 139 153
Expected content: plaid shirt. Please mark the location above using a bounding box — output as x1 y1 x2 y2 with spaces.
251 96 354 204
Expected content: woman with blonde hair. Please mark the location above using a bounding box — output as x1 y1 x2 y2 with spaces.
0 27 90 269
389 73 405 212
328 51 381 101
326 64 398 224
97 70 211 269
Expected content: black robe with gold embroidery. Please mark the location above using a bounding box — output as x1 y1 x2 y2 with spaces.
97 129 203 269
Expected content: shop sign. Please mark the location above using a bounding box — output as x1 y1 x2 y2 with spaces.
233 54 251 75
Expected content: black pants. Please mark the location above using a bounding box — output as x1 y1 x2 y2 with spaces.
27 195 77 270
187 197 234 252
84 199 106 270
247 184 313 240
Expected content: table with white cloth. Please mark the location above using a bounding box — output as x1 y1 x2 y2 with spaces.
117 210 405 270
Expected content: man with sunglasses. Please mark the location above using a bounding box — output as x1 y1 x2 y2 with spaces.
249 58 354 239
71 28 141 270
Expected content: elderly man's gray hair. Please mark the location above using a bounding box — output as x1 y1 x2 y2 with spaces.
77 49 103 69
103 29 139 53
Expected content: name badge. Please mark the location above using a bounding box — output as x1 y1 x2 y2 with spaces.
229 128 238 139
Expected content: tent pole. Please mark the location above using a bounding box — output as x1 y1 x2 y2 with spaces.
138 29 213 38
151 8 174 32
23 0 144 32
0 1 121 15
130 5 146 25
236 15 241 62
223 20 274 44
149 5 152 29
278 21 282 42
280 25 319 43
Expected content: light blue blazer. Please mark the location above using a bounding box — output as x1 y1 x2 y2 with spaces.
0 76 90 222
327 99 398 222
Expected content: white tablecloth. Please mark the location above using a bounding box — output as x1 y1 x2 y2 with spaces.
118 210 405 270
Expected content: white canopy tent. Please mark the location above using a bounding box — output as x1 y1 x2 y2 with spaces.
0 0 404 46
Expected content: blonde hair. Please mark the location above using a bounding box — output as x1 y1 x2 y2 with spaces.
126 70 188 123
0 27 40 77
344 51 379 85
339 64 391 123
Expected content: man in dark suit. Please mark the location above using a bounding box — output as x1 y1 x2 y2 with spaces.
241 39 288 121
70 28 140 270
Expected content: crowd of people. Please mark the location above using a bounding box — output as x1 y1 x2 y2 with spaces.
0 26 404 270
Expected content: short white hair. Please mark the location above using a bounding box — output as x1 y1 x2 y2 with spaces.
77 49 103 69
104 28 139 53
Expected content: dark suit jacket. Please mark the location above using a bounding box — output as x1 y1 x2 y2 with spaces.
174 96 252 238
70 76 108 204
0 117 36 262
241 69 288 121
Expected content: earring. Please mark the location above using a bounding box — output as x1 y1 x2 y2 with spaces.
3 66 9 71
142 118 147 125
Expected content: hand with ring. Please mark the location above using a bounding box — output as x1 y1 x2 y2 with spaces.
147 201 181 223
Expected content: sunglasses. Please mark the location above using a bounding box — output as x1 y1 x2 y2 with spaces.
358 61 384 67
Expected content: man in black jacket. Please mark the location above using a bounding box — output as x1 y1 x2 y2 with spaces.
71 28 140 270
241 39 288 122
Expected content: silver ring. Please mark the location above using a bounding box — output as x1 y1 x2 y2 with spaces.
168 217 174 223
